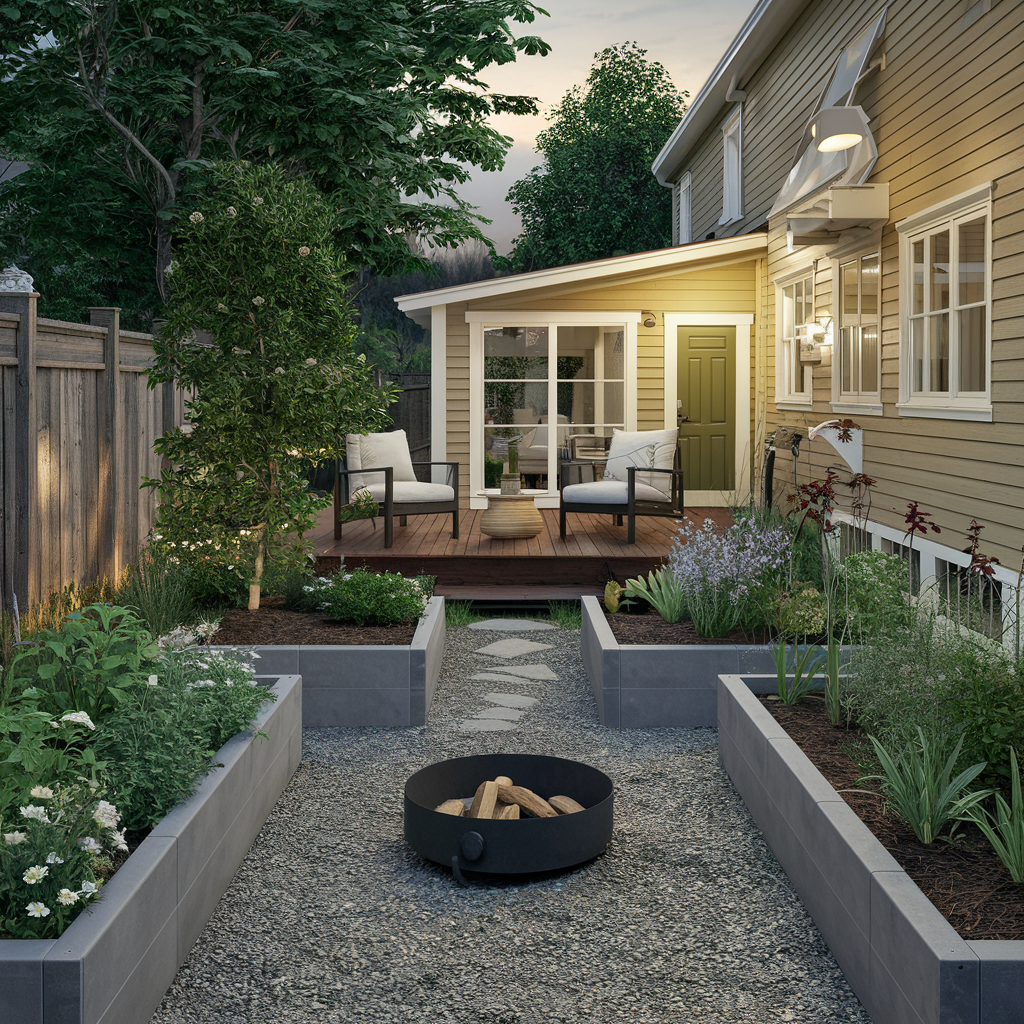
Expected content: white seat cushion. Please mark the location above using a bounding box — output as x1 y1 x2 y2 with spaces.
561 480 674 505
601 428 677 494
355 481 455 504
345 430 416 490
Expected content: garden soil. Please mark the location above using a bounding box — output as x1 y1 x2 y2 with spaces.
763 696 1024 941
604 609 768 646
212 608 417 646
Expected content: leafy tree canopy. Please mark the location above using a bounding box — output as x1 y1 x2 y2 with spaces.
501 42 687 273
0 0 549 318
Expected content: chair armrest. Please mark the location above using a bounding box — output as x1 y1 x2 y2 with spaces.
559 461 595 489
411 461 459 490
626 466 684 505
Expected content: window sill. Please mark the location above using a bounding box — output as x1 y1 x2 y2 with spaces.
776 400 814 412
831 400 883 417
895 402 993 423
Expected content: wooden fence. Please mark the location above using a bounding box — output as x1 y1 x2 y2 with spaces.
0 294 185 615
383 372 430 462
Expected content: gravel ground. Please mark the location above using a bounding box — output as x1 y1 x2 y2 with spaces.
151 626 872 1024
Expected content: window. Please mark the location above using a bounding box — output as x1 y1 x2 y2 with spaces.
833 252 880 411
675 172 691 245
776 271 814 407
898 185 992 420
720 108 742 225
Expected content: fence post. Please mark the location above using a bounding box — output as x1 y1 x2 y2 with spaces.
90 307 122 584
0 280 39 614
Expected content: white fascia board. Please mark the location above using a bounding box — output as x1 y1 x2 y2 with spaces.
394 234 767 318
651 0 810 185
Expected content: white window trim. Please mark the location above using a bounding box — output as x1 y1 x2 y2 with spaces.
897 183 993 422
775 265 815 410
466 310 640 509
676 171 692 245
719 106 743 226
830 249 883 416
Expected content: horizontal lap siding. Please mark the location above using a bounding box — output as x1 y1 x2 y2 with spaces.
445 303 471 502
746 0 1024 567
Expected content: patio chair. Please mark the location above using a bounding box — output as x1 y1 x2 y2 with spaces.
559 428 683 544
333 429 459 549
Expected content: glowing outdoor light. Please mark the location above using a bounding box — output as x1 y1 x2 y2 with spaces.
809 106 866 152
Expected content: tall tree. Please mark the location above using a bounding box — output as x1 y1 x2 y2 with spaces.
502 43 687 273
0 1 549 314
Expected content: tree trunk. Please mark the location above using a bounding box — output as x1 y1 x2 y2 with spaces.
248 526 266 611
156 220 173 304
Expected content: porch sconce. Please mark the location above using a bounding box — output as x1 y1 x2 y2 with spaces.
800 314 833 342
641 311 657 328
810 106 866 152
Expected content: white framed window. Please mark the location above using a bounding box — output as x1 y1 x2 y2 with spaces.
675 172 691 245
832 251 881 414
897 184 992 421
775 268 814 408
720 107 742 225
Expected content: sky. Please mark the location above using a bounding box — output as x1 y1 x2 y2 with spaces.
454 0 758 254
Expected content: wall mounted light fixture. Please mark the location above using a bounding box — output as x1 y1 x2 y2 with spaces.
809 106 868 152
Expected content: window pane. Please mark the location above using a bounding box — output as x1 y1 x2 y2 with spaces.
794 280 804 325
558 381 624 426
931 312 949 392
484 379 548 424
790 348 801 395
959 306 986 392
930 231 950 311
484 327 548 379
912 240 925 315
861 325 878 393
912 318 925 393
861 254 879 317
782 284 795 336
841 326 855 392
842 262 858 319
958 219 986 306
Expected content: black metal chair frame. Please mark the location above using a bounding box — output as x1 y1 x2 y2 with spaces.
558 455 684 545
333 460 460 549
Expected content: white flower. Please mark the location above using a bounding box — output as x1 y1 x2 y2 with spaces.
20 805 50 823
252 196 264 206
30 785 53 800
113 829 128 853
78 837 102 853
274 366 285 375
26 902 50 918
189 210 204 224
298 246 311 257
80 881 99 897
4 831 27 845
23 864 48 884
165 260 178 277
94 801 120 831
216 302 229 312
57 889 79 907
304 357 317 367
60 711 95 731
45 851 64 865
147 674 159 687
252 296 265 306
227 206 237 216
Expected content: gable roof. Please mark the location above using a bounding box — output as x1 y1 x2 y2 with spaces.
394 232 767 322
652 0 810 185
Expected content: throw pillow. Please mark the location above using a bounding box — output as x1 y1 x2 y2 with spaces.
601 428 677 496
345 430 416 492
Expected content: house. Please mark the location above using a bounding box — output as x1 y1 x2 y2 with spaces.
396 0 1022 622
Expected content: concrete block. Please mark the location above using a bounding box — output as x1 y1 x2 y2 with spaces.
298 646 409 688
303 686 410 727
93 911 177 1024
0 941 53 1024
619 646 739 690
243 646 299 676
970 942 1024 1024
620 686 717 728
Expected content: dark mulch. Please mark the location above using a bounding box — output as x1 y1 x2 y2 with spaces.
212 608 418 646
762 696 1024 941
604 609 767 646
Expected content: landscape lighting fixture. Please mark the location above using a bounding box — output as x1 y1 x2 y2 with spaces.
809 106 866 152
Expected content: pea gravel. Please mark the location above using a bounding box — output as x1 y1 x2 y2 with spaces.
150 626 872 1024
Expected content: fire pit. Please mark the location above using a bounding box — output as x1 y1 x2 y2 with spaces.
404 753 613 883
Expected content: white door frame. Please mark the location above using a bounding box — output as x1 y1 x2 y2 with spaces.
466 310 641 509
664 313 754 507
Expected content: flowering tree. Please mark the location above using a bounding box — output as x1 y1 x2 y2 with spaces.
147 163 394 609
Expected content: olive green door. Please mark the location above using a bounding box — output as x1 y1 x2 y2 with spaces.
677 326 736 491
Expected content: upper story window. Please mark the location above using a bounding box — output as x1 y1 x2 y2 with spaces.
897 184 992 421
834 252 881 412
776 270 814 407
720 108 742 225
675 172 692 245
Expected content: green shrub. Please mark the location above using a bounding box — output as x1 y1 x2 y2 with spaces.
623 568 686 624
962 746 1024 883
775 582 827 638
116 550 200 637
772 640 825 705
295 569 429 625
835 551 909 639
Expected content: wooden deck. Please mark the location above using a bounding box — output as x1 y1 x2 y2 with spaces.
310 506 734 598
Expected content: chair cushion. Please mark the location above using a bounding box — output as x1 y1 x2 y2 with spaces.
345 430 416 490
601 428 677 496
561 480 675 505
355 481 455 504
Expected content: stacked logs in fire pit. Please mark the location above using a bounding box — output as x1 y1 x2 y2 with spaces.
434 775 586 820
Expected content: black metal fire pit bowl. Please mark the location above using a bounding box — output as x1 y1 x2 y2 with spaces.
405 753 613 882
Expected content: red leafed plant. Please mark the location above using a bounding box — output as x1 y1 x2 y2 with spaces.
832 419 861 443
796 470 839 535
902 501 940 594
966 518 1000 578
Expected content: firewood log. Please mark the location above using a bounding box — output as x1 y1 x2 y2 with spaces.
496 785 557 818
493 776 513 787
470 780 499 819
467 782 487 818
435 799 466 816
497 802 520 820
549 795 586 815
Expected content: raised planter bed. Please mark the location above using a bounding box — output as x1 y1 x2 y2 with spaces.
718 673 1024 1024
582 595 778 727
0 673 301 1024
214 596 445 727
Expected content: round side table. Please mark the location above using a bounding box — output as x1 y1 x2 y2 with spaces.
478 494 544 539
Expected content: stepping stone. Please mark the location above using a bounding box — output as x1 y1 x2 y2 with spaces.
471 707 523 721
459 719 515 733
481 664 558 681
467 619 558 632
474 638 553 659
470 672 546 686
484 692 538 709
